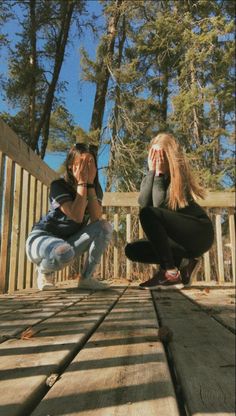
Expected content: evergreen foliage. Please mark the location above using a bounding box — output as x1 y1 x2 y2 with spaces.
0 0 234 190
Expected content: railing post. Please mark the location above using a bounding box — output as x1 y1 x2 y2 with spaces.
0 157 14 293
113 209 119 279
126 208 131 280
215 210 224 284
17 169 30 290
229 208 236 284
8 164 22 292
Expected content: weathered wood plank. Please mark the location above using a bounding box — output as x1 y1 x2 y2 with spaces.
0 290 93 341
0 119 57 186
31 288 179 416
182 288 236 332
8 164 22 292
203 251 211 283
113 210 119 279
0 288 124 416
0 157 14 293
215 212 225 283
17 169 30 290
102 191 235 208
153 290 235 415
228 209 235 284
25 175 37 289
0 151 4 240
126 209 131 279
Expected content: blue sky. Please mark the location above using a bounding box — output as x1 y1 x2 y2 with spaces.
0 0 109 188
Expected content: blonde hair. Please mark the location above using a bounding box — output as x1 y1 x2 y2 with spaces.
150 133 206 210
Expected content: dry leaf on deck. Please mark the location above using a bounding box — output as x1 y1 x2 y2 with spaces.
20 327 37 340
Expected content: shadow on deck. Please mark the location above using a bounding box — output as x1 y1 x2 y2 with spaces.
0 283 235 416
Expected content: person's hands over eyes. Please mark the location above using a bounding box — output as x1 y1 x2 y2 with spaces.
87 156 97 184
148 147 157 171
155 148 169 175
73 155 89 184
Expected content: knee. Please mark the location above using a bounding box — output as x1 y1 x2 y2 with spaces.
53 243 75 266
99 219 113 240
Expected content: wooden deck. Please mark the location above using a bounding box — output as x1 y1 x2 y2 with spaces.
0 283 235 416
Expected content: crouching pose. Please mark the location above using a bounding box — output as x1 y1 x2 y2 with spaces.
26 143 112 290
125 132 214 289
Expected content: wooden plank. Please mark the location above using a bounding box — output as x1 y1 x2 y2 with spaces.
113 210 119 279
25 175 37 289
139 220 144 239
8 164 23 293
17 169 30 290
203 251 211 283
215 212 224 283
42 183 48 216
182 288 236 333
0 293 62 318
0 151 5 241
31 288 179 416
35 179 42 224
0 119 57 186
102 191 235 208
0 289 124 416
0 157 14 293
153 290 235 415
100 212 107 280
126 210 131 279
228 209 235 284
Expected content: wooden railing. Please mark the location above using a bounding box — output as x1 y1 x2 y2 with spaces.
0 119 235 293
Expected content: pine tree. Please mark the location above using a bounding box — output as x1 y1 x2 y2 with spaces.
1 0 86 157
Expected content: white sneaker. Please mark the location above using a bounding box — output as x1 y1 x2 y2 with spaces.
37 269 56 291
78 278 110 290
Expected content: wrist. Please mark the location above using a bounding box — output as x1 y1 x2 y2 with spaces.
87 183 95 188
77 182 87 187
77 182 95 188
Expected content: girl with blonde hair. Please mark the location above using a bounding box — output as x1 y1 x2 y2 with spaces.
125 132 214 289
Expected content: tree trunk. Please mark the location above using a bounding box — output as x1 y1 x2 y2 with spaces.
29 0 37 145
30 0 75 154
190 62 202 146
40 111 50 159
106 14 126 191
89 0 123 152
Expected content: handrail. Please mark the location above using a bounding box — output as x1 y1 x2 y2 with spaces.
102 191 235 208
0 119 58 186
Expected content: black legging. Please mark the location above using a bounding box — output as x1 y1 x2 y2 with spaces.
125 206 214 269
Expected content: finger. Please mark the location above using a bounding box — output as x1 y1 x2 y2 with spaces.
156 149 164 161
150 148 155 160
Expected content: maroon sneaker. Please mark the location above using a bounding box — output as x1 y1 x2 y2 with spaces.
180 258 201 286
139 269 183 290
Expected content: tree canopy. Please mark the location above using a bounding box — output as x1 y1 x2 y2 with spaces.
0 0 234 190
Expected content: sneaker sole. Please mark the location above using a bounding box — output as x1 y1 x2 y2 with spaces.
139 283 184 290
41 285 56 291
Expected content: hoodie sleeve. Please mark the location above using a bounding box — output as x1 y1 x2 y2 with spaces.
138 171 155 208
152 175 169 207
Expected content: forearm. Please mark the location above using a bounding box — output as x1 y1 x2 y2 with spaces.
87 188 102 221
60 185 88 223
138 171 154 208
152 176 167 207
